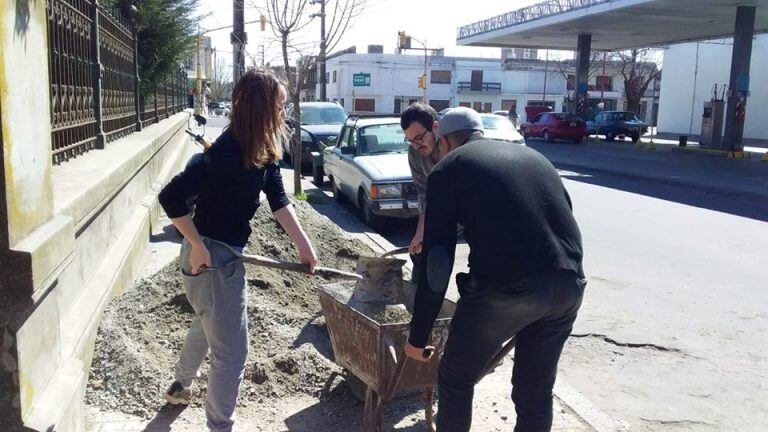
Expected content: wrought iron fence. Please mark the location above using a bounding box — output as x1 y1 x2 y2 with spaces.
47 0 187 164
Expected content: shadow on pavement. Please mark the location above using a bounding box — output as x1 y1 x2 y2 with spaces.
142 404 188 432
557 164 768 223
283 380 431 432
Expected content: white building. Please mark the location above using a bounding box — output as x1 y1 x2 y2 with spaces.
657 35 768 141
318 48 655 123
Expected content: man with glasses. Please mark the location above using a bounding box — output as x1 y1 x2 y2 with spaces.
401 103 441 282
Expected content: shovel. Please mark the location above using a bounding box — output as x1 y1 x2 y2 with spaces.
202 240 363 281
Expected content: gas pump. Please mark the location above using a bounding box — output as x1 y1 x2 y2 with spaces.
700 84 726 148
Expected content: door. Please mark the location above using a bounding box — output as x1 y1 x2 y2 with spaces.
328 126 350 185
483 102 492 113
471 70 483 91
531 114 545 136
338 127 358 197
472 101 482 112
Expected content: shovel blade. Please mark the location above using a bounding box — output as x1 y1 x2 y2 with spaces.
353 257 407 303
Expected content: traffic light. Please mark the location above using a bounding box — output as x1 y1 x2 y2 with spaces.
260 15 267 31
398 31 411 50
417 74 426 89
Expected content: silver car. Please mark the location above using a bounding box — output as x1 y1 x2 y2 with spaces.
314 116 419 230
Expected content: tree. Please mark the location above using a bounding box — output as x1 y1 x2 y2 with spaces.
616 49 661 114
210 58 232 101
111 0 202 96
259 0 366 194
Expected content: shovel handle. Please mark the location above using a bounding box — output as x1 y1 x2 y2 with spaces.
237 252 362 280
206 238 363 280
381 246 410 258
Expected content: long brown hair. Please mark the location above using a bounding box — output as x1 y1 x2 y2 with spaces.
228 68 286 168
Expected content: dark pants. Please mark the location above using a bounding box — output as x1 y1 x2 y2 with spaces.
436 270 586 432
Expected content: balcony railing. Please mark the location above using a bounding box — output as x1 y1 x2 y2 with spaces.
457 82 502 94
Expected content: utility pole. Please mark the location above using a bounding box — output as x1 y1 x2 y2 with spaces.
542 49 548 105
195 25 203 115
232 0 246 83
311 0 327 101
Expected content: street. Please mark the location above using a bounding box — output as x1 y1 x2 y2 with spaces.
204 116 768 430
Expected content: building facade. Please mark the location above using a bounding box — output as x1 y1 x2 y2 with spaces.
316 49 656 123
657 35 768 141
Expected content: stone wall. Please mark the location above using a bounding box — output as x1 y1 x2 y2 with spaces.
0 1 193 429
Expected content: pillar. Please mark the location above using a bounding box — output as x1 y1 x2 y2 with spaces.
722 5 756 151
574 33 592 119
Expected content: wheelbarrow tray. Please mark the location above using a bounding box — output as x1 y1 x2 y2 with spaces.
317 282 456 396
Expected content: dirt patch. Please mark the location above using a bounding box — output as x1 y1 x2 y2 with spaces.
86 201 374 418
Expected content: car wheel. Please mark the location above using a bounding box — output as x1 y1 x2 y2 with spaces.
631 133 641 143
359 193 384 231
573 136 583 144
544 130 553 143
312 162 324 186
522 129 530 140
605 131 616 142
331 177 346 203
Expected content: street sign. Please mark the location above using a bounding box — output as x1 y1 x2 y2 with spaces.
353 73 371 87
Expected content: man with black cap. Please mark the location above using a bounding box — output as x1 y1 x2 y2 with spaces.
404 107 586 432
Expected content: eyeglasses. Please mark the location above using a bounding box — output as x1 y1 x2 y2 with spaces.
405 129 430 145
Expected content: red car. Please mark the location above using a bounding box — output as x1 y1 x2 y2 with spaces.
521 112 587 143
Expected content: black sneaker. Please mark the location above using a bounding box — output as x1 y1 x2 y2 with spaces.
163 381 191 405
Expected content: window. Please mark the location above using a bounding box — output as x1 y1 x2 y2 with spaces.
472 102 482 112
394 98 402 114
471 70 483 91
567 74 576 91
338 127 353 150
458 101 471 108
358 124 408 155
430 99 450 112
430 70 451 84
333 71 337 83
596 75 612 91
299 106 347 125
326 72 330 83
502 99 517 112
483 103 492 113
354 98 376 112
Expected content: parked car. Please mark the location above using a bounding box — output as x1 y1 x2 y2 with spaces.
521 112 587 143
586 111 648 143
315 116 419 229
478 114 525 144
493 110 509 117
283 102 347 168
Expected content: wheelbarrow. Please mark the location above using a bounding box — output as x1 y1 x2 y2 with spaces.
318 281 455 432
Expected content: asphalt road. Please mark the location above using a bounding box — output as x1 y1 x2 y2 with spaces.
204 116 767 430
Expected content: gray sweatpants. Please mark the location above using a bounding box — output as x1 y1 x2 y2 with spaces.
174 237 247 432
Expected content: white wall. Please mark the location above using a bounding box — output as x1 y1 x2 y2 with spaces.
658 36 768 140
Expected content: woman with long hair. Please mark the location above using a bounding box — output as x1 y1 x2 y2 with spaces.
158 68 317 432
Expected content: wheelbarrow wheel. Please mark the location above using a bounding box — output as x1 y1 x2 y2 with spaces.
345 370 368 401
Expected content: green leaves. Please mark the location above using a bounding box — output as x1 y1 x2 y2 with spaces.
110 0 202 95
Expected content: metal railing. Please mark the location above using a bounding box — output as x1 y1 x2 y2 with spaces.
457 0 614 41
47 0 187 164
457 82 502 93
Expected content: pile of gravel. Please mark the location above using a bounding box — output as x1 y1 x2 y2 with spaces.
86 201 374 418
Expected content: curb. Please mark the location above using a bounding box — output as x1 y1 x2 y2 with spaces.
298 176 626 432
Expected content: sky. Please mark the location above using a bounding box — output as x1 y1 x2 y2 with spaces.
198 0 542 75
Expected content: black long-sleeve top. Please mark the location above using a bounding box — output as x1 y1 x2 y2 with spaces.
158 129 291 248
408 138 584 347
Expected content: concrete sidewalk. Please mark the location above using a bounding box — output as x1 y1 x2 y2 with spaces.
86 139 625 431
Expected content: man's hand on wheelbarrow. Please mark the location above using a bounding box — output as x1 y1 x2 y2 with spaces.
405 342 435 362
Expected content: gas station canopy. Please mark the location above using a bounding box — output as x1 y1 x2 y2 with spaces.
457 0 768 51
